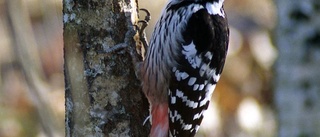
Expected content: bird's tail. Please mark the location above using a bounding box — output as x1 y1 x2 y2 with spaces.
150 104 169 137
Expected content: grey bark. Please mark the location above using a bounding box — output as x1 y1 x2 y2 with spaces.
274 0 320 137
63 0 149 136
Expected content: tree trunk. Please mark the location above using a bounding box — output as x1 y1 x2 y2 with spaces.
274 0 320 137
63 0 149 136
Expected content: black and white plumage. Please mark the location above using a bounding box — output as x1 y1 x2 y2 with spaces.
141 0 229 136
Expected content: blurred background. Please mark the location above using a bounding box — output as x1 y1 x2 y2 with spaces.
0 0 277 136
0 0 64 136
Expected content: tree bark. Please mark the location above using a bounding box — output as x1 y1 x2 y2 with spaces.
63 0 149 136
275 0 320 137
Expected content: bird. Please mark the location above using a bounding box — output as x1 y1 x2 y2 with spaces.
141 0 229 136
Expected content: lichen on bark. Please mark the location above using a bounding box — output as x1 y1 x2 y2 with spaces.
63 0 149 136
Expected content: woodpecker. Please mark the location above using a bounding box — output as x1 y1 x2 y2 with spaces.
141 0 229 136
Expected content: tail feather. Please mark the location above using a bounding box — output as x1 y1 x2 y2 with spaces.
150 104 169 137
